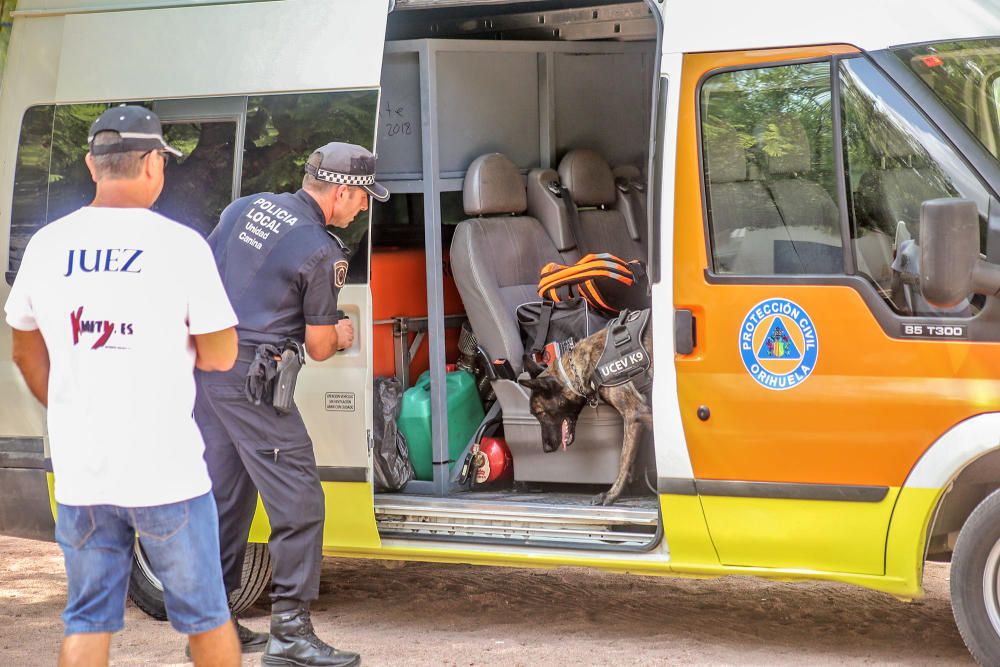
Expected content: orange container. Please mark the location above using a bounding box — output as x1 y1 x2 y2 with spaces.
370 248 465 384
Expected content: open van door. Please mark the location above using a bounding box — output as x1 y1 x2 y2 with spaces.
0 0 390 549
673 45 1000 578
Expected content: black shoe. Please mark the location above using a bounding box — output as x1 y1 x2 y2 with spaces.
185 615 268 658
262 604 360 667
235 616 268 653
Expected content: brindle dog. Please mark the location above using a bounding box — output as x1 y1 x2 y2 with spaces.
518 322 653 506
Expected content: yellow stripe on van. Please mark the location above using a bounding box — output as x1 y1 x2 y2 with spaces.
249 481 381 549
699 489 900 575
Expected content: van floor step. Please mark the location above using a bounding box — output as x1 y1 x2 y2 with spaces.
374 493 660 551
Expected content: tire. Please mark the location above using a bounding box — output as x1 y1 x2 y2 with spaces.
951 487 1000 665
128 542 272 621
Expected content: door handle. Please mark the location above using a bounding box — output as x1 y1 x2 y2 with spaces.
675 309 696 355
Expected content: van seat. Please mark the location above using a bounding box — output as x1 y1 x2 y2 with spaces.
729 116 843 274
558 149 646 263
703 125 783 272
451 153 567 372
454 153 630 487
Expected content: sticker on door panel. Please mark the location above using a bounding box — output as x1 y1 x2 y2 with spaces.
739 299 818 391
325 392 356 412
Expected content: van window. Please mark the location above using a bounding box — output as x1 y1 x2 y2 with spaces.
9 105 54 276
839 57 991 316
8 90 378 283
892 38 1000 162
240 91 379 280
701 61 843 275
8 102 240 274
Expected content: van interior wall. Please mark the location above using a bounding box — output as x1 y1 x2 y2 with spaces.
370 26 656 387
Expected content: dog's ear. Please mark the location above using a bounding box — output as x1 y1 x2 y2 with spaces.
522 354 546 378
518 376 560 394
518 376 546 391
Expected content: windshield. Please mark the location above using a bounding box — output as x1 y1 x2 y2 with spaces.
893 38 1000 162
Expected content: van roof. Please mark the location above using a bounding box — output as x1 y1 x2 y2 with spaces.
661 0 1000 54
12 0 1000 55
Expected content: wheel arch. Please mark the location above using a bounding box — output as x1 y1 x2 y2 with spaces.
901 413 1000 566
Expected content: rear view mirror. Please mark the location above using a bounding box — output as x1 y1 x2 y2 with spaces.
919 198 1000 308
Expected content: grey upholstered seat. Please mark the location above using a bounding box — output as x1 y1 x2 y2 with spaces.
451 153 567 372
703 125 784 272
557 149 646 263
730 116 844 275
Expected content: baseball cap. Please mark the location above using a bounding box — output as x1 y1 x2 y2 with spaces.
304 142 389 202
87 105 183 158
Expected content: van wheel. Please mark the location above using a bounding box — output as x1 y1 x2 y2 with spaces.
951 488 1000 665
128 542 272 621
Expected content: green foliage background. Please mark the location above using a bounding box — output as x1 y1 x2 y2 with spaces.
0 1 13 85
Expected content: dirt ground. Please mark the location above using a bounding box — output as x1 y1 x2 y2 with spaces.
0 535 974 666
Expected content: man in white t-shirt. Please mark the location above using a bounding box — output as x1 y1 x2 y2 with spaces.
4 105 241 667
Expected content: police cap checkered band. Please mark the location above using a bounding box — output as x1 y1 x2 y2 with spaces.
306 141 389 202
304 163 376 187
88 105 183 158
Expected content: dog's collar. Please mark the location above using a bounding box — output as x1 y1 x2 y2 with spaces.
557 355 598 406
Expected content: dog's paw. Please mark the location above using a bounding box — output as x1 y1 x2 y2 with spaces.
591 492 618 506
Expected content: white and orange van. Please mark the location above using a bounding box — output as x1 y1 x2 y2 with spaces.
4 0 1000 662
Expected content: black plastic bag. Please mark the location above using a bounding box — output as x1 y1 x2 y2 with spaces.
373 377 415 492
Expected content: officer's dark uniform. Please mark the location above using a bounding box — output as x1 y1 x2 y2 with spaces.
194 188 347 607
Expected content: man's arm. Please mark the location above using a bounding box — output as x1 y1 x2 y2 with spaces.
11 328 50 407
193 327 238 371
304 324 338 362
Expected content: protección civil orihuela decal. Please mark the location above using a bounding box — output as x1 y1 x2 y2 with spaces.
738 298 818 391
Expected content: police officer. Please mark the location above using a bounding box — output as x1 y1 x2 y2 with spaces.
194 143 388 667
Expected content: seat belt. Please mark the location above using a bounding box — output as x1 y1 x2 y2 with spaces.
550 182 588 255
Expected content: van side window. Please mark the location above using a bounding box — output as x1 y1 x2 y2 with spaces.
8 102 239 275
701 61 843 275
9 105 54 276
8 90 379 283
241 91 379 284
839 57 991 316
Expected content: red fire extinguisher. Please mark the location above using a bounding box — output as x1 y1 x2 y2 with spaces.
472 436 512 484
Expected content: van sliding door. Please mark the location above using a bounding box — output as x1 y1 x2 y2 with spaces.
0 0 390 549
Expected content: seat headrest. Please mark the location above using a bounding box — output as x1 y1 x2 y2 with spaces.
558 149 617 207
704 126 747 183
756 115 811 176
463 153 527 216
881 130 923 161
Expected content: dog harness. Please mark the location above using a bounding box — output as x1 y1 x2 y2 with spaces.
591 309 652 393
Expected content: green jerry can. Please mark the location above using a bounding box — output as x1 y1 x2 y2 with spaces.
398 369 485 481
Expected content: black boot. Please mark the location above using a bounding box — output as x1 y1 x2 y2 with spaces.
262 603 360 667
185 614 268 657
235 616 269 653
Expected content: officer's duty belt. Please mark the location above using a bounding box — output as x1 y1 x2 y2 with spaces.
237 344 260 363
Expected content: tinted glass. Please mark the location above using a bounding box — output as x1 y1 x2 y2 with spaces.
9 92 378 282
893 38 1000 163
840 57 991 316
241 90 379 284
8 103 239 275
701 61 843 275
9 105 54 276
154 122 238 237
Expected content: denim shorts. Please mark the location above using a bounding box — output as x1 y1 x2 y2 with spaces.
55 491 231 636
